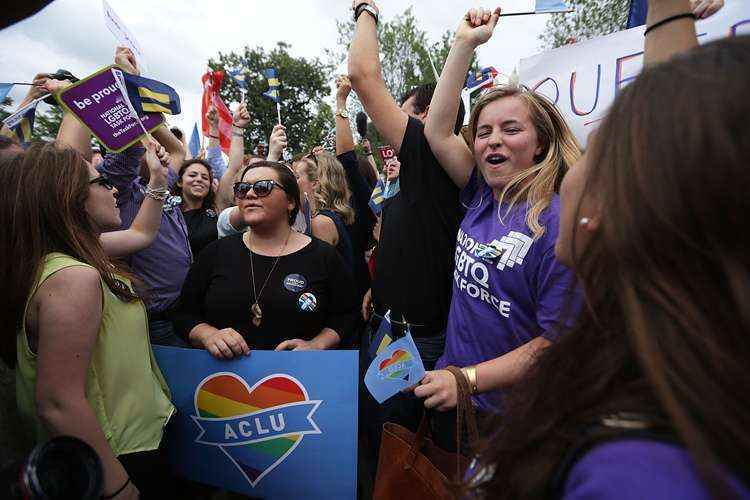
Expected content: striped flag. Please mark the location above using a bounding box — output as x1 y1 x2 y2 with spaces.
121 73 181 115
465 67 498 92
627 0 648 28
228 68 249 90
368 176 387 215
262 68 280 103
2 100 39 149
368 310 393 359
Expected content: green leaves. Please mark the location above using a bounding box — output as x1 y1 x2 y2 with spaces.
210 42 334 154
540 0 630 49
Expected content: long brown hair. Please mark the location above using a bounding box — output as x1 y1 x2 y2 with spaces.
468 85 581 240
0 144 139 367
470 37 750 497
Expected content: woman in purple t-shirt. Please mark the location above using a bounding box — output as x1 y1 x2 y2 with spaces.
415 7 580 431
460 1 750 499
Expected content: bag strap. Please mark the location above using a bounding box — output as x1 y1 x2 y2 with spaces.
446 365 480 479
405 414 431 469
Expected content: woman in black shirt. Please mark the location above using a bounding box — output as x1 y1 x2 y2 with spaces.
174 161 357 357
174 158 218 256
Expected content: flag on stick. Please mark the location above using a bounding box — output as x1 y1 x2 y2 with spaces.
2 104 37 148
465 67 499 93
201 70 233 154
121 73 181 115
0 83 14 103
188 123 200 158
499 0 572 15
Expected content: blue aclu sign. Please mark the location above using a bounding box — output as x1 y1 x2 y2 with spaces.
153 347 358 498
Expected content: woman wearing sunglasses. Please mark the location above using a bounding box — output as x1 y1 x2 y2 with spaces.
412 7 581 448
0 142 177 499
174 161 358 357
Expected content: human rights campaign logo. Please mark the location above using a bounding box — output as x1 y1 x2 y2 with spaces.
192 372 322 487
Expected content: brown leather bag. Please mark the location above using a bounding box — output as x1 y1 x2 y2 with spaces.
372 366 479 500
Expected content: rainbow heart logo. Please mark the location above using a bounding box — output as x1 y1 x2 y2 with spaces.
193 372 322 487
378 349 414 380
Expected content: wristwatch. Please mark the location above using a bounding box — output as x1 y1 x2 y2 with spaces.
354 2 379 24
336 109 349 119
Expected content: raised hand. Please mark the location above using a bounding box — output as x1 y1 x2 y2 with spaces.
267 124 287 161
456 7 501 48
42 78 72 95
144 138 169 189
335 75 353 103
114 46 139 76
206 105 218 127
232 101 251 129
691 0 723 19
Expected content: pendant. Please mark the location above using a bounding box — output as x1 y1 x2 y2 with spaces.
251 302 262 327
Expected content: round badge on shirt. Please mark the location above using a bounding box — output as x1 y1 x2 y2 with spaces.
298 292 318 312
283 274 307 293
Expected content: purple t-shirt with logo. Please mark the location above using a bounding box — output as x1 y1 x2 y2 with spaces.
436 171 578 411
564 440 750 499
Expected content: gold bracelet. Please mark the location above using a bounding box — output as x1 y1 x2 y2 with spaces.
461 365 478 394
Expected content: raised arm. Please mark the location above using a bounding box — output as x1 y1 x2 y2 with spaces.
266 124 287 162
335 76 356 155
151 125 185 175
99 140 170 257
347 0 409 154
424 7 500 189
644 0 699 66
114 46 186 173
49 78 94 160
216 102 250 213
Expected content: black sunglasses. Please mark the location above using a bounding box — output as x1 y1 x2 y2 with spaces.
233 179 287 199
89 174 114 190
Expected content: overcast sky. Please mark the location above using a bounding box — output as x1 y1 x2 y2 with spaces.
0 0 552 142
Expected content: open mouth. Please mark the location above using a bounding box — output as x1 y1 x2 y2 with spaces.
485 153 508 165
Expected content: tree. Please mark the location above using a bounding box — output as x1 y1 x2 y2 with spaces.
330 8 477 166
0 100 63 143
331 7 475 103
540 0 630 49
209 42 334 154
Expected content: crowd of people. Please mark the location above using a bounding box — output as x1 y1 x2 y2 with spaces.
1 0 748 498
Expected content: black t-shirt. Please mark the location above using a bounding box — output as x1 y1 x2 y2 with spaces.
182 208 218 257
173 233 358 349
372 117 463 334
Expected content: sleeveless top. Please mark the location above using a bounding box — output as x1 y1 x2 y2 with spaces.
16 253 175 456
318 209 355 273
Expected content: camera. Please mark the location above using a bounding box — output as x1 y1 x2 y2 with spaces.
0 436 103 499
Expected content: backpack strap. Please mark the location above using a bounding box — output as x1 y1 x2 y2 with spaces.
547 412 678 498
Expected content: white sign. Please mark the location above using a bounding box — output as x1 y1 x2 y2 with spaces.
2 94 48 129
519 1 750 146
102 0 147 70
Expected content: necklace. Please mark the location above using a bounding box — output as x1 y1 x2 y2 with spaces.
247 229 292 327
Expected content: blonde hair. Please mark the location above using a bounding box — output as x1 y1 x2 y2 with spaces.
296 153 355 226
468 85 581 239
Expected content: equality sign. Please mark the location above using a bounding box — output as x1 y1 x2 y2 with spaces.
519 1 750 146
56 65 163 152
153 347 358 499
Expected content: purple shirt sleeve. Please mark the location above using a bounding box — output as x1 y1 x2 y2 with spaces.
97 145 145 197
534 246 579 341
205 146 227 180
564 440 749 500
